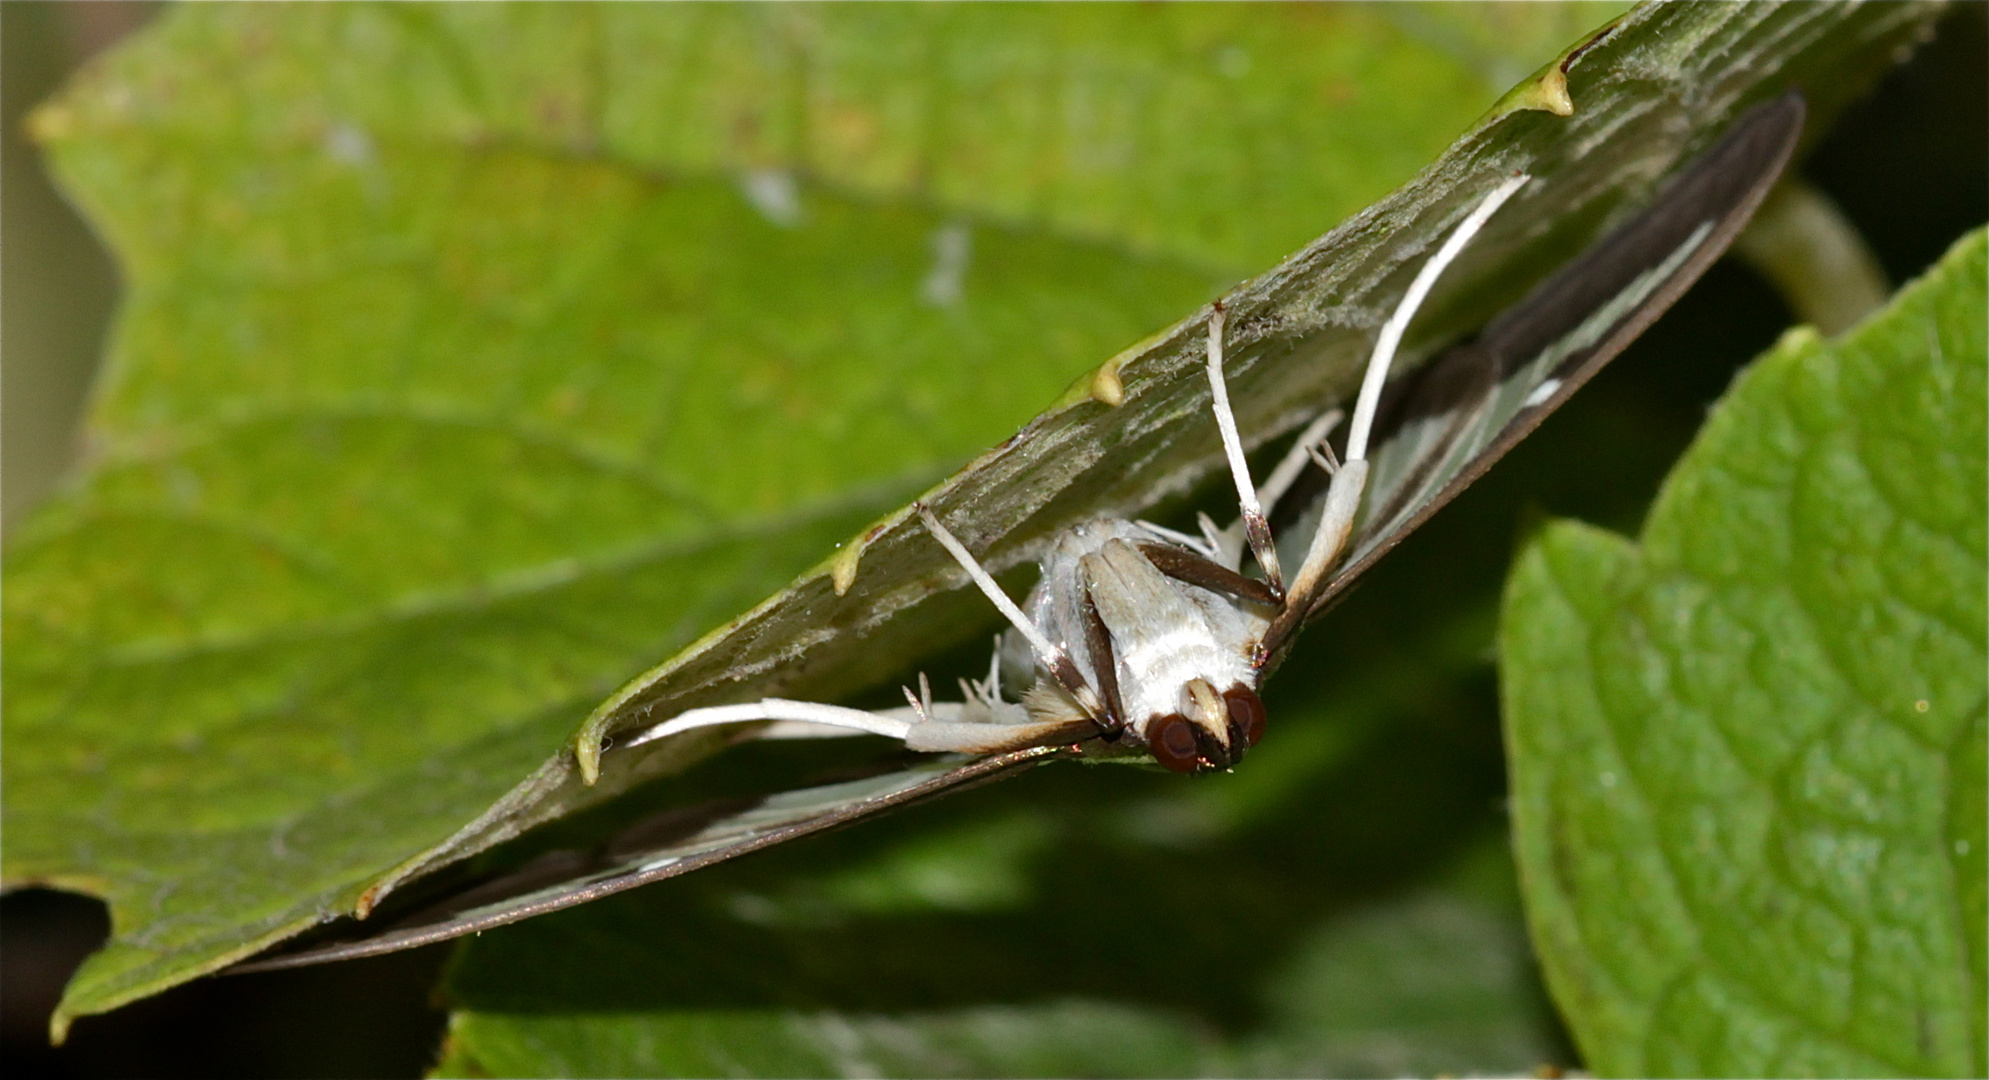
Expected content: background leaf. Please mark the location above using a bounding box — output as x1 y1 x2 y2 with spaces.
1500 229 1986 1076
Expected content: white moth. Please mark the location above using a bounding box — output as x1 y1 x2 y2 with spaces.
621 174 1530 775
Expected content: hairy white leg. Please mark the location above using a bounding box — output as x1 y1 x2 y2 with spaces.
1192 406 1345 579
958 635 1006 707
620 700 914 752
1288 172 1530 604
756 720 906 740
621 695 1078 756
1345 173 1530 461
1283 458 1371 609
1306 441 1341 477
1204 303 1284 593
903 714 1094 753
901 671 936 723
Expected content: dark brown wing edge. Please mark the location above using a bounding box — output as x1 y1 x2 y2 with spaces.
227 745 1071 972
1262 91 1806 663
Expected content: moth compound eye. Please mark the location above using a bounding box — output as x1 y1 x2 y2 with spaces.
1223 685 1266 747
1149 715 1201 774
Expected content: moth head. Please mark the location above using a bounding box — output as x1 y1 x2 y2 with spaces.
1146 678 1267 774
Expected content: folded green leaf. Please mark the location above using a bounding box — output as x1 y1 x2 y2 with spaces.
1501 228 1986 1075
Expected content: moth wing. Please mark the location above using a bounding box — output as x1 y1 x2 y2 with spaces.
1285 92 1806 638
230 745 1068 971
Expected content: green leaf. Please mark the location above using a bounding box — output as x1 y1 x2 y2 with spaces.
4 0 1940 1040
1500 228 1987 1075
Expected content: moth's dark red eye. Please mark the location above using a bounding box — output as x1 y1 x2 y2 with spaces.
1223 685 1266 748
1149 714 1201 774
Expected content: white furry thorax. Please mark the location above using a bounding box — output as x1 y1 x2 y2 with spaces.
1004 518 1267 739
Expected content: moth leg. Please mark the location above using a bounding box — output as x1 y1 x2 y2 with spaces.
1196 406 1344 598
1306 441 1342 477
1282 173 1530 612
956 635 1007 711
1204 301 1285 598
1258 407 1344 516
902 714 1098 754
620 685 1083 757
620 700 915 752
916 503 1104 719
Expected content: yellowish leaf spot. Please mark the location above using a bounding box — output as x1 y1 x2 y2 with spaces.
830 540 864 597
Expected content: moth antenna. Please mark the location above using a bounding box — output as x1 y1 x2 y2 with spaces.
916 504 1061 662
1195 511 1240 568
1205 301 1285 597
918 671 934 714
621 700 914 751
1195 512 1222 547
1134 518 1218 559
1286 173 1530 610
1259 407 1343 514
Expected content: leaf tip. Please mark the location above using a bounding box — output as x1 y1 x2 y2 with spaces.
47 1009 73 1048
